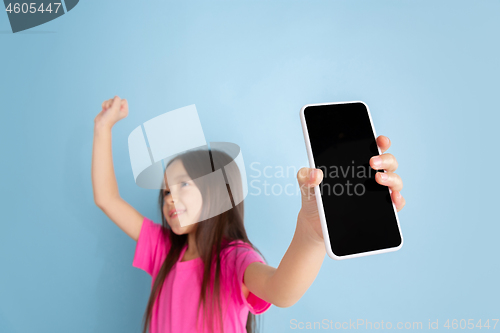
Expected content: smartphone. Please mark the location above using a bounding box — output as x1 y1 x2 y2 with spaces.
300 101 403 260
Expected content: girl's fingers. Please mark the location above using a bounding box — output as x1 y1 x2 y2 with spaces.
377 135 391 154
375 171 403 192
103 98 112 110
101 96 127 118
373 136 405 212
109 96 121 111
391 190 406 212
119 99 128 118
370 153 398 173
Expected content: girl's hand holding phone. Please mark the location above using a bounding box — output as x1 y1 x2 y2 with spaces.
296 135 406 244
94 96 129 129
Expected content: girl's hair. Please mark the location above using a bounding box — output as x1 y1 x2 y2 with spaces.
140 147 265 333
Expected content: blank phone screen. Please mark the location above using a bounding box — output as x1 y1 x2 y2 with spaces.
304 102 402 257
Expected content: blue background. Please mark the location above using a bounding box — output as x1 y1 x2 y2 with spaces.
1 1 499 332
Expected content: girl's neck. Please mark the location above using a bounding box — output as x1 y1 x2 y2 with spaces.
184 229 199 260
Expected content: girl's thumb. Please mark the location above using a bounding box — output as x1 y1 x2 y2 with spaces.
119 99 128 118
297 167 323 212
109 96 122 114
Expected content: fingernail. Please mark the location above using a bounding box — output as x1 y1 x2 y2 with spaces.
310 169 317 182
372 156 382 167
379 172 388 181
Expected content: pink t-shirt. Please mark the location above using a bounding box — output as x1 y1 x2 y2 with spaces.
133 217 272 333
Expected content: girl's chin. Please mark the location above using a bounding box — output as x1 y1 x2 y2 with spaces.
170 227 188 235
168 222 193 235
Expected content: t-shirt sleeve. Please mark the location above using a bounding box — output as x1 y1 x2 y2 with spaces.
132 217 168 276
233 244 272 315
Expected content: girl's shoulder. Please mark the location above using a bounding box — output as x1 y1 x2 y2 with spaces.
140 217 171 249
222 238 253 249
218 239 267 279
133 217 171 276
219 239 257 261
143 217 170 235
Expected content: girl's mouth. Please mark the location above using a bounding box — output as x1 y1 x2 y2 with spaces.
170 210 185 218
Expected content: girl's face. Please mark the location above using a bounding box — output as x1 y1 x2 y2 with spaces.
163 159 203 235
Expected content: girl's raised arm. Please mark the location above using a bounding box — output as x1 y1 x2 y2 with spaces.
92 96 144 242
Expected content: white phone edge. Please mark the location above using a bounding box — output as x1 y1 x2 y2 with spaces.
299 101 404 260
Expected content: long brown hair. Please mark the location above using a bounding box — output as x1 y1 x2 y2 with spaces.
140 147 266 333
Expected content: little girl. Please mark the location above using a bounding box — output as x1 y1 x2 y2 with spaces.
92 96 406 333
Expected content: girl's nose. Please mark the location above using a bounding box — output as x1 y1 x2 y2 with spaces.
167 191 179 203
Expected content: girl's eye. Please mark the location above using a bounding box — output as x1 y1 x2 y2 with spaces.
164 182 188 196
